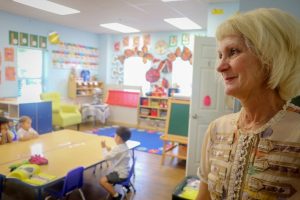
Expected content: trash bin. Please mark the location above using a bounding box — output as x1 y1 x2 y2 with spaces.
172 176 200 200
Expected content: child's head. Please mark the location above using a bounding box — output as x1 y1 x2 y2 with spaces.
0 117 9 134
115 126 131 143
19 116 32 131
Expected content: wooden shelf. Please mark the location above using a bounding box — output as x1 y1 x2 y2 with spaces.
138 96 169 131
68 76 104 99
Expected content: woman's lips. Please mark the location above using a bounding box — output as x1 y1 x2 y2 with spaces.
224 76 237 83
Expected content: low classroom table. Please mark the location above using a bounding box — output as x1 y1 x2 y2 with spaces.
160 134 188 165
0 130 140 200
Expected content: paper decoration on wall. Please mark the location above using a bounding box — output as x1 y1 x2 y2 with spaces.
5 66 16 81
9 31 19 45
111 57 124 84
169 35 177 47
20 32 29 46
30 34 38 48
4 47 14 62
52 42 99 69
133 36 140 47
203 95 212 107
143 34 151 46
122 36 129 47
114 41 120 52
0 71 1 84
211 8 224 15
155 40 167 55
182 33 190 45
0 51 2 67
39 36 47 48
48 32 60 44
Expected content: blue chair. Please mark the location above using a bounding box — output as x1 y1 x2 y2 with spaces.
106 157 136 200
44 166 86 200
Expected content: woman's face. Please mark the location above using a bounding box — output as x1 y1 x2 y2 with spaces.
216 35 266 100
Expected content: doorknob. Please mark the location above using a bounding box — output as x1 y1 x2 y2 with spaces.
192 114 198 119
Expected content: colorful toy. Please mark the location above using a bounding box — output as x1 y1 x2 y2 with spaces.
9 160 30 172
29 155 48 165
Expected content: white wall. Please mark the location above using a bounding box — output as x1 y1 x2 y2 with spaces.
207 2 240 37
240 0 300 19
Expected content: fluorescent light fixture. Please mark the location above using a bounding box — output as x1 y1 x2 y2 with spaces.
161 0 187 2
13 0 80 15
100 23 140 33
164 17 202 30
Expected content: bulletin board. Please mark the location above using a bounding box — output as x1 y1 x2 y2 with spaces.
165 98 190 137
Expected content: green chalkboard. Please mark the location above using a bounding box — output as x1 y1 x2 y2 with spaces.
167 100 190 137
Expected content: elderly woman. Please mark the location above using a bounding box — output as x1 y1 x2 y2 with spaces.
197 8 300 200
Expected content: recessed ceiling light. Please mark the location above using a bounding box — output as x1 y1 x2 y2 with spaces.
164 17 202 30
100 23 140 33
13 0 80 15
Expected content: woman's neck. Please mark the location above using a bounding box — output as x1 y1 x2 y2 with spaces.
238 90 285 131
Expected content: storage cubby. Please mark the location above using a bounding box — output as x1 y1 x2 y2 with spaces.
68 76 104 99
138 96 168 132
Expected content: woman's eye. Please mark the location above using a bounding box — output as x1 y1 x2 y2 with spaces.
230 48 239 56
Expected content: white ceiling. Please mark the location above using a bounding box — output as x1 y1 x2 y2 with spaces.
0 0 234 34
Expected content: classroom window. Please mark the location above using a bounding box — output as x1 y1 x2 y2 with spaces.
17 48 43 100
123 56 151 95
172 57 193 96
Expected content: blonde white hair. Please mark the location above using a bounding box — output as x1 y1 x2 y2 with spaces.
216 8 300 101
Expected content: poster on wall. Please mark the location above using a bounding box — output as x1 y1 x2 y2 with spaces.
9 31 19 45
182 33 190 45
114 41 120 52
5 66 16 81
30 34 38 48
4 47 14 62
20 32 29 46
133 36 140 47
122 36 129 47
39 36 47 48
169 35 177 47
143 34 151 46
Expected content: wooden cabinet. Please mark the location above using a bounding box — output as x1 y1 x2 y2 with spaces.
68 76 104 99
138 96 169 131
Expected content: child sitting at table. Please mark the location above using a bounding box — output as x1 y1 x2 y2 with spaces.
99 126 131 200
0 117 13 145
17 116 39 141
8 118 17 141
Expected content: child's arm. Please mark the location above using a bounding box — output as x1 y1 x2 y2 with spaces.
0 132 12 144
0 133 3 145
7 131 13 143
101 141 111 151
30 128 39 138
101 140 119 160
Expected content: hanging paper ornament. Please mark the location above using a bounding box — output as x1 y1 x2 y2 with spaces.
203 95 212 107
48 32 60 44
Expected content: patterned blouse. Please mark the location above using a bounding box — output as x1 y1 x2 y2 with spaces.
199 102 300 200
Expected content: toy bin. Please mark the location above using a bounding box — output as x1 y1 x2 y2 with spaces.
172 176 200 200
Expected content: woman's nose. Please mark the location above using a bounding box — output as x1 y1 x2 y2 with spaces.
216 58 230 73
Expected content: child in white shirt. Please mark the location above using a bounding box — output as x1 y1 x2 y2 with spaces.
99 126 131 200
17 116 39 141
